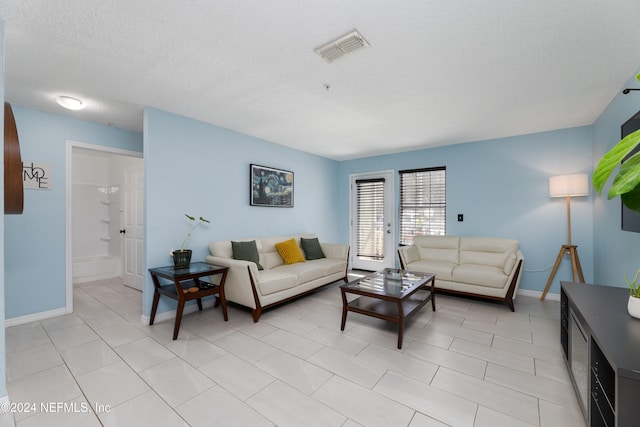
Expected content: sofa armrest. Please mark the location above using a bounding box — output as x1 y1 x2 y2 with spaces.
506 250 525 299
320 243 350 261
205 255 260 276
397 245 420 269
205 255 260 309
509 250 524 276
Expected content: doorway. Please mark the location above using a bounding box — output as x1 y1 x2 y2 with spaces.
65 141 144 312
350 170 396 271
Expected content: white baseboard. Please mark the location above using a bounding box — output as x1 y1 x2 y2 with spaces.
5 299 217 328
72 272 121 284
5 307 68 328
517 289 560 301
140 300 215 325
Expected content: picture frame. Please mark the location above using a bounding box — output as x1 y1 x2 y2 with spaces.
250 164 294 207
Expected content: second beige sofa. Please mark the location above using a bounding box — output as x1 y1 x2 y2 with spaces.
397 235 524 311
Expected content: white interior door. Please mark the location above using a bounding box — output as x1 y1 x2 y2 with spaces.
350 171 395 271
122 166 144 290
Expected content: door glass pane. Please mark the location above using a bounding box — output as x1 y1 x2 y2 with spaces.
356 178 385 260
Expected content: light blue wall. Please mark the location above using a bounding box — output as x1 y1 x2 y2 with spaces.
4 107 142 319
592 68 640 288
0 18 7 400
338 126 594 295
142 107 339 316
4 68 637 326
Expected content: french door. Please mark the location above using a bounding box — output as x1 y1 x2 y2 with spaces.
350 171 395 270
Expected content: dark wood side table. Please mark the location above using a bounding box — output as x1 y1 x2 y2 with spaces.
148 262 229 340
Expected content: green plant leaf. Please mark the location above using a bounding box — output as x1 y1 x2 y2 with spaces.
608 152 640 198
621 186 640 212
593 129 640 194
179 214 211 250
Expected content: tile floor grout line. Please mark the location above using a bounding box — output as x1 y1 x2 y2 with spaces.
69 282 197 426
4 275 584 427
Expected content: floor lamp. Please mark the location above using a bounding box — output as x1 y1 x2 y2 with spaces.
540 174 588 301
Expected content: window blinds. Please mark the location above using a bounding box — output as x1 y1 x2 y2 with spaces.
355 178 385 260
399 167 446 245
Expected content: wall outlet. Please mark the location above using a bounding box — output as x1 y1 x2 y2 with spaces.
457 214 464 222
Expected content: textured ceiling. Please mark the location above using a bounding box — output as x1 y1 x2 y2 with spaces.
1 1 640 160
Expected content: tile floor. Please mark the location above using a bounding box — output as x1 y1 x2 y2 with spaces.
1 274 586 426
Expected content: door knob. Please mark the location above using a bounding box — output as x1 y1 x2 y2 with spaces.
119 229 126 234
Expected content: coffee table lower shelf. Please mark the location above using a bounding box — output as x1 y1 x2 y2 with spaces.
340 271 435 349
344 294 430 321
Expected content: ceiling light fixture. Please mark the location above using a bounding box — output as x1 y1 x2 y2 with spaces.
315 29 369 63
56 96 86 110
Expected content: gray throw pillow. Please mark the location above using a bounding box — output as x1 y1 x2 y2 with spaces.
301 237 326 260
231 240 264 270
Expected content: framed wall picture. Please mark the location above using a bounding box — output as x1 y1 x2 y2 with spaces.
250 164 294 207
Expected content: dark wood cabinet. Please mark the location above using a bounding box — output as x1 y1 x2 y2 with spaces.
561 281 640 427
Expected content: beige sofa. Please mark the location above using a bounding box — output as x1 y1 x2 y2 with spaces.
397 236 524 311
205 235 349 321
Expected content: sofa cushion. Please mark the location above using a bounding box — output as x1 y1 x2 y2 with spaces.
256 270 298 295
459 237 518 270
257 236 285 269
452 264 508 289
406 260 455 281
231 240 264 270
261 252 283 270
273 262 326 284
301 237 326 260
275 238 306 264
414 235 460 264
309 258 347 276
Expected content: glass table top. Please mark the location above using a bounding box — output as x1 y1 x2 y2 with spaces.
149 262 224 278
342 268 434 297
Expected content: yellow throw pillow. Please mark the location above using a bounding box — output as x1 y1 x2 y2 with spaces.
275 238 306 265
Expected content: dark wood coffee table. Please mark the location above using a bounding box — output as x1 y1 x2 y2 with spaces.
340 268 436 349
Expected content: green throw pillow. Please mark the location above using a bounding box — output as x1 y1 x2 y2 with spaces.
300 237 326 260
231 240 264 270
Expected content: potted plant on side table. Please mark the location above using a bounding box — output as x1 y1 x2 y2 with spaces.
593 128 640 318
172 214 210 269
625 269 640 319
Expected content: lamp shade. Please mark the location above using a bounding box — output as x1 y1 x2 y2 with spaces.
549 174 589 197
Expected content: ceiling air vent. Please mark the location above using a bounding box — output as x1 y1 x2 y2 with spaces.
315 30 370 63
